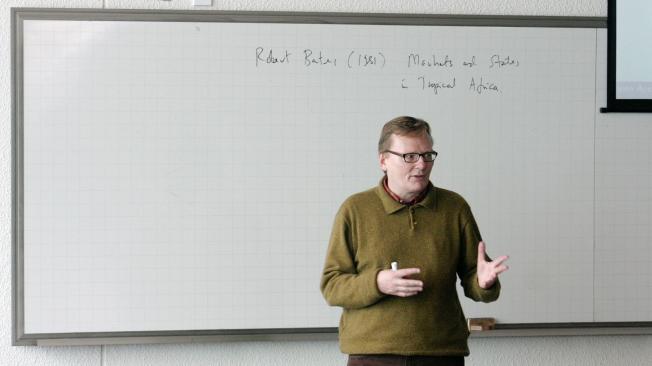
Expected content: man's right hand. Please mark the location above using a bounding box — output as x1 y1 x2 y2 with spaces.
377 268 423 297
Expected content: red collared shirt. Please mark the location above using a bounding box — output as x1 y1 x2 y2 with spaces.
382 176 429 206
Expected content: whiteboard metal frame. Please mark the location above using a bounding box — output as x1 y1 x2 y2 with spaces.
13 8 650 347
11 8 606 27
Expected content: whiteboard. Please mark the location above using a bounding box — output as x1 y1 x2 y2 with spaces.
12 10 652 345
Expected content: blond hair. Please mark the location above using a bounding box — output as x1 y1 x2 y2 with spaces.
378 116 433 153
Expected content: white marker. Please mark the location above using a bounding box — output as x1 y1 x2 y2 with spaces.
391 261 398 271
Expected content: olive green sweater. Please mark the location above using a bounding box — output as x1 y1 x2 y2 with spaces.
320 180 500 356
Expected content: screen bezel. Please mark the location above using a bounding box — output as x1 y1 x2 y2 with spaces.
604 0 652 112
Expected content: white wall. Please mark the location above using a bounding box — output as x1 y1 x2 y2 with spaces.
2 1 651 365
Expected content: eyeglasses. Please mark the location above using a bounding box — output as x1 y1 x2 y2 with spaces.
384 150 438 163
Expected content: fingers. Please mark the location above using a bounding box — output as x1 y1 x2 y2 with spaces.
476 242 510 288
393 279 423 297
477 241 486 263
377 268 424 297
395 268 420 277
396 279 423 292
492 255 510 266
395 290 420 298
489 255 509 275
479 241 510 270
494 264 509 275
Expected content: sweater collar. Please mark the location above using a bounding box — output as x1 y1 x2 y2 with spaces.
375 177 437 214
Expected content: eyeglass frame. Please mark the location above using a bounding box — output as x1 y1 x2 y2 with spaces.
383 150 438 163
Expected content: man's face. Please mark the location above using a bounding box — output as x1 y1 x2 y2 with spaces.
379 133 434 200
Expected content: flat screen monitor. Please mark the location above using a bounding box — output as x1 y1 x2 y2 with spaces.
604 0 652 112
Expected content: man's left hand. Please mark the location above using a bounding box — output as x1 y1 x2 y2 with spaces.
477 241 509 289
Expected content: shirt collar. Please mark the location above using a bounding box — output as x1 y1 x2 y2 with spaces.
382 176 428 205
376 177 437 214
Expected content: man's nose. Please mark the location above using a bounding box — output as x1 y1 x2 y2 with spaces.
414 156 428 168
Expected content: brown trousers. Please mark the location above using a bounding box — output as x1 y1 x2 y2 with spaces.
347 355 464 366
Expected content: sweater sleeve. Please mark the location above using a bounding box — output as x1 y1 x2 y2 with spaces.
320 203 385 309
457 203 501 303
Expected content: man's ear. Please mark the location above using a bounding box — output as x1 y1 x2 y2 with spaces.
379 152 387 172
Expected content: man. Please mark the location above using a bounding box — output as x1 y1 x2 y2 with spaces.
320 116 509 366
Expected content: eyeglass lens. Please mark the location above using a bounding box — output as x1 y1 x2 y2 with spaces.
404 152 436 162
